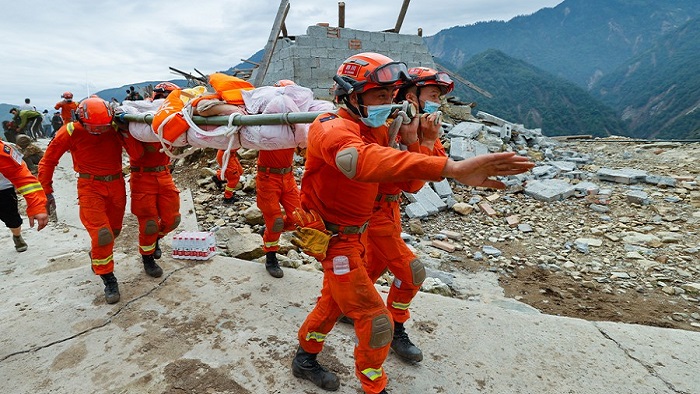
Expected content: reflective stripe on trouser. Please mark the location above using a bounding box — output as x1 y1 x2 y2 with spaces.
297 235 392 394
366 201 423 324
130 172 181 255
256 172 300 253
77 178 126 275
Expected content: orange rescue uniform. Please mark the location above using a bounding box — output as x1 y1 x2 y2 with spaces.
125 140 181 256
296 108 448 394
256 148 300 253
215 149 243 199
366 139 446 325
0 141 47 216
38 122 126 275
54 100 79 125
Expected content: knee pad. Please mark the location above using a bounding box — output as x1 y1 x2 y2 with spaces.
169 215 181 231
144 219 158 235
97 227 114 246
410 258 426 286
271 217 284 233
369 313 393 349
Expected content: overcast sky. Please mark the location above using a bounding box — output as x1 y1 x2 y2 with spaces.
1 0 561 112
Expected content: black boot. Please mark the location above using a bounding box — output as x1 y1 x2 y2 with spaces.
13 235 27 252
265 252 283 278
153 238 162 259
100 273 120 304
291 346 340 391
142 254 163 278
391 322 423 362
211 175 225 190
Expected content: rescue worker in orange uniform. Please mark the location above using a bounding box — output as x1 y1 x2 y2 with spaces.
364 67 454 363
54 92 79 125
213 149 243 204
0 140 48 252
255 79 302 278
39 97 129 304
122 82 182 278
290 53 534 394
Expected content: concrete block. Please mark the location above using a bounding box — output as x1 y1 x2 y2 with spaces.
626 190 651 205
524 179 577 202
413 184 447 213
446 122 483 139
596 168 648 184
449 137 489 161
476 111 506 126
432 179 453 198
405 202 429 219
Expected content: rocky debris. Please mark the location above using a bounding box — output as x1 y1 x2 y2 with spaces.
175 105 700 331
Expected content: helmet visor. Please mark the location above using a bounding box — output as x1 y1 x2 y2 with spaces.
368 62 410 85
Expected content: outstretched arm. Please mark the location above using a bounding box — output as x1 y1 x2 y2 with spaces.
441 152 534 189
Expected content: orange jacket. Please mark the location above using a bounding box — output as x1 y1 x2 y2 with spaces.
54 100 78 125
376 139 447 196
257 148 295 168
126 140 171 168
38 122 126 194
0 141 47 217
300 108 447 226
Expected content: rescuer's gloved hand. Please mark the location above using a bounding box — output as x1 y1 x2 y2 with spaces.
291 227 332 261
291 208 326 232
46 193 57 222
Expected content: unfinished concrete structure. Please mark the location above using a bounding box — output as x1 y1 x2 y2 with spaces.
249 1 435 100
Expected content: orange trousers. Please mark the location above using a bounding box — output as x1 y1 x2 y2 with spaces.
77 178 126 275
255 172 300 253
298 234 392 394
216 150 243 199
365 201 424 324
129 171 181 255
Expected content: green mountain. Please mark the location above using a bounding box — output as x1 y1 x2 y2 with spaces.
426 0 700 88
452 49 627 137
591 17 700 140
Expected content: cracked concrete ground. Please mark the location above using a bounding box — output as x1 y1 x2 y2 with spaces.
1 153 699 393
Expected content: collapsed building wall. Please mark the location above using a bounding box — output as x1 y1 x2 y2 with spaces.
251 25 435 99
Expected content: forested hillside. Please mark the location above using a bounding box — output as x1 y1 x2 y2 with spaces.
452 50 627 137
427 0 700 88
591 17 700 140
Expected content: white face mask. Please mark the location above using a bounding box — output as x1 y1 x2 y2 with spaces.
422 100 440 114
360 104 394 128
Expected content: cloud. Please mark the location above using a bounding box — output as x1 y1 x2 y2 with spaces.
0 0 561 112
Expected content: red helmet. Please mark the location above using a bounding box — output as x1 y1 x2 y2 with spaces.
334 52 410 98
76 98 114 134
407 67 454 95
273 79 296 87
62 91 74 100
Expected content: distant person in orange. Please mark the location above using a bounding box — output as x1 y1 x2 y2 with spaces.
363 67 454 363
212 149 244 204
39 97 128 304
290 52 534 394
55 92 78 125
0 139 48 252
254 79 302 278
120 82 182 278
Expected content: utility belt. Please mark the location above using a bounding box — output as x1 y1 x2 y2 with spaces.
257 165 293 175
130 165 170 173
324 220 369 235
77 172 123 182
375 193 401 203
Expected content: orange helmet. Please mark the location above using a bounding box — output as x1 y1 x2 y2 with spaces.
273 79 296 87
76 97 114 134
407 67 454 95
333 52 410 98
62 91 74 100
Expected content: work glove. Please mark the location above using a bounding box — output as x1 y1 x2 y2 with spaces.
46 193 57 222
290 208 332 261
291 227 332 261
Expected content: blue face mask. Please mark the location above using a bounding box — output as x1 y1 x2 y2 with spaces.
360 104 394 128
422 100 440 114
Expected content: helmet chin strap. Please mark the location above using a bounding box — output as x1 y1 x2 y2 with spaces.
342 94 366 118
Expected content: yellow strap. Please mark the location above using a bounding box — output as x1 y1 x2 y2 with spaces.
391 301 411 311
17 182 43 196
91 254 114 266
66 122 75 135
361 367 383 381
305 332 327 343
